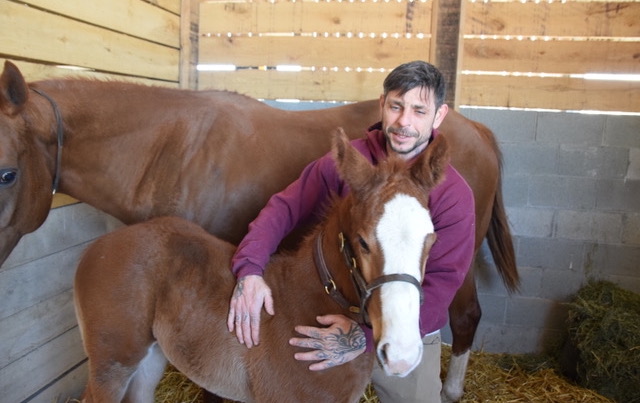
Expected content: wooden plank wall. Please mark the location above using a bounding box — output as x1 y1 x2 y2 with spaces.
460 0 640 112
198 0 640 113
198 0 434 101
0 0 183 401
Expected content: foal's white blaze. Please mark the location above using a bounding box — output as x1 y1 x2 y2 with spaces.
375 193 433 377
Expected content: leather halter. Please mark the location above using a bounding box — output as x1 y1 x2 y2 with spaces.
30 88 64 194
313 230 424 327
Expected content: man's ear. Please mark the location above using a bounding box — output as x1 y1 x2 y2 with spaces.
378 94 385 121
432 104 449 130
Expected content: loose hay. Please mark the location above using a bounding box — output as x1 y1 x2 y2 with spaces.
155 345 614 403
562 280 640 403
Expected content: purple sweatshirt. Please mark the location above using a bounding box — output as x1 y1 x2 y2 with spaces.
231 123 476 338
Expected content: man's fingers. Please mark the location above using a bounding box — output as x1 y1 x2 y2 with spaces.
264 294 275 316
227 307 236 332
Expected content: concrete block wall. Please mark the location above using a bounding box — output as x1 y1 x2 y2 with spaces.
456 108 640 354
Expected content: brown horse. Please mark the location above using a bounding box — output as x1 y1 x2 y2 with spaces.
0 60 518 402
74 129 446 402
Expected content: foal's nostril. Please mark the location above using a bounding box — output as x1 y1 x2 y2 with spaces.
377 343 389 364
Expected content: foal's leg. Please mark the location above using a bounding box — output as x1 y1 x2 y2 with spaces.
123 343 168 403
441 270 481 403
84 362 138 403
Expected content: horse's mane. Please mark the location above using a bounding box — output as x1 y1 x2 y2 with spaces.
30 76 256 102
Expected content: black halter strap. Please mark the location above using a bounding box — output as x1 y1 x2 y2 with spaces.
313 230 425 327
30 87 64 194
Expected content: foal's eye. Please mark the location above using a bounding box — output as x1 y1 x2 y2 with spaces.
358 237 370 253
0 169 17 187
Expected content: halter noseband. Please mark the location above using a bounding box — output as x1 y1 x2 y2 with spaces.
30 87 64 194
313 230 424 327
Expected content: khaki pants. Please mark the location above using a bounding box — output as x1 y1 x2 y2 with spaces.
370 331 442 403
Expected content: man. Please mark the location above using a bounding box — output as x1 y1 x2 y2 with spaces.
227 60 475 402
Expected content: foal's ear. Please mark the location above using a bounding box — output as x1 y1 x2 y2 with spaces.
411 134 449 188
0 61 29 116
332 127 375 193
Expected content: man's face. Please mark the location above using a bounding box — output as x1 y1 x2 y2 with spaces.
379 87 448 160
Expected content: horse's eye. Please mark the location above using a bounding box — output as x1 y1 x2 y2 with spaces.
358 237 370 253
0 169 17 186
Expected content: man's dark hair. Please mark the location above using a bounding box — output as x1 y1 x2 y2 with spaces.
382 61 447 108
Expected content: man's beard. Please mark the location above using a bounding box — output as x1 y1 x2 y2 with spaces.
385 127 425 155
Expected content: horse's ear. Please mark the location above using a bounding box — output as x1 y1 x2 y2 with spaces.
411 134 449 188
0 61 29 116
332 127 375 195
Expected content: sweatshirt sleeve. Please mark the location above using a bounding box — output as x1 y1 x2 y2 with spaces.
418 164 476 335
230 152 341 278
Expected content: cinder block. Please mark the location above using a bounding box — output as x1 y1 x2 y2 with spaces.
554 210 623 243
583 242 640 279
506 296 565 330
501 143 558 176
557 145 629 179
506 206 554 238
537 112 604 146
622 213 640 246
517 237 585 272
627 148 640 180
502 175 529 207
470 323 547 354
476 293 508 324
539 268 587 300
595 179 640 211
527 175 596 209
464 108 536 144
603 115 640 148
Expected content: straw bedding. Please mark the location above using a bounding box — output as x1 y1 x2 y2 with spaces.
153 344 615 403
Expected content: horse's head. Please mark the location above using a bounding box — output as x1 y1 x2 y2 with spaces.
332 127 448 377
0 61 54 266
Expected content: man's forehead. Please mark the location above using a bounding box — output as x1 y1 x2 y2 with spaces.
386 87 434 107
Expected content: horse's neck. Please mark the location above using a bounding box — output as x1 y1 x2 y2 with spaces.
37 80 178 222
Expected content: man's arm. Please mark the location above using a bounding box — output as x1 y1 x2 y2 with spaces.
228 153 342 347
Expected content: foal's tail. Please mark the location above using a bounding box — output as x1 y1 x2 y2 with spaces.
485 130 520 294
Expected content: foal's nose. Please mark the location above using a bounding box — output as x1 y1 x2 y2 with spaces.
376 342 422 377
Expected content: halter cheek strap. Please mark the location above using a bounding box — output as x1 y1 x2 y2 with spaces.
30 88 64 194
313 230 425 327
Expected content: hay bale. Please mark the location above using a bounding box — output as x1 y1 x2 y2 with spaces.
561 280 640 402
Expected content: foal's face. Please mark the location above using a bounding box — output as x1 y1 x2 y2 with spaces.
370 191 435 377
333 125 447 378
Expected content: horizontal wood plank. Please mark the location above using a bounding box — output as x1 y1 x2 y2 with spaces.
0 2 179 81
198 69 388 101
0 290 77 368
0 247 82 320
464 1 640 38
200 0 433 35
149 0 182 15
19 0 180 48
462 38 640 74
459 74 640 112
0 326 85 403
7 60 179 87
199 36 431 68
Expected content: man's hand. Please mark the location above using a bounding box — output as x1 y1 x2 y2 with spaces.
227 275 274 348
289 314 366 371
